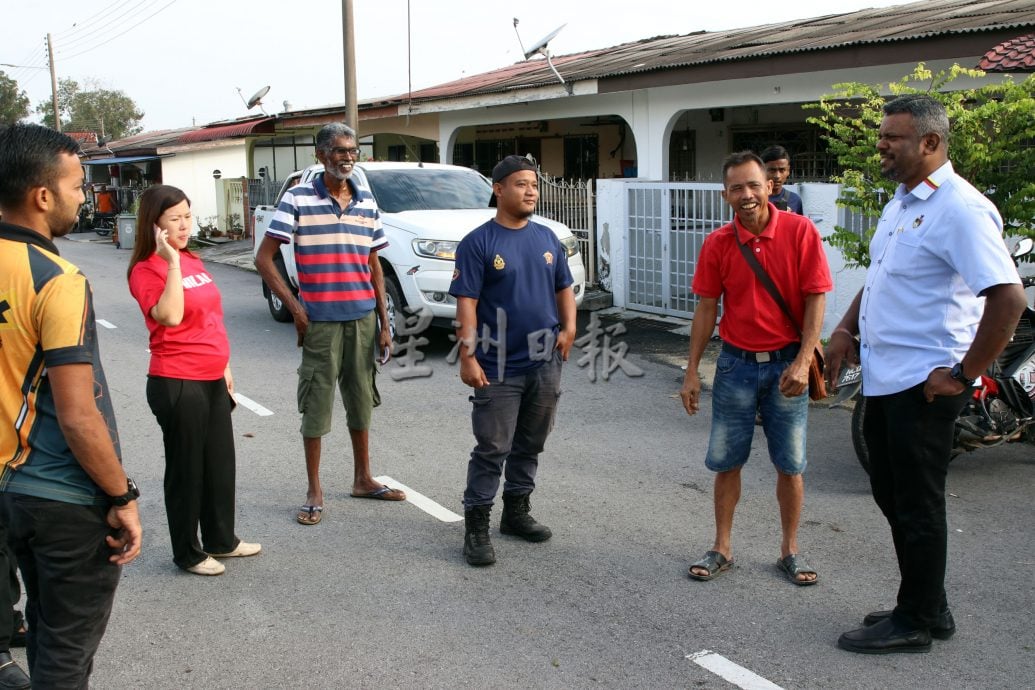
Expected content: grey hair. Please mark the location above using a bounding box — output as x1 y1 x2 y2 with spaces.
883 94 950 144
315 123 357 154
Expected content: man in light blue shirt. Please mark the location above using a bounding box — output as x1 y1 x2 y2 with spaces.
826 95 1026 655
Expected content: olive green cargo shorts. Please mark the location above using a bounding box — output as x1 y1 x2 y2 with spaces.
297 313 380 436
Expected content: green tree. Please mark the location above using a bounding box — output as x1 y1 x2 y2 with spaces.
806 63 1035 268
36 78 144 140
0 70 31 125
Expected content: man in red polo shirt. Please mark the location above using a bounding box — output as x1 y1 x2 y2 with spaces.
680 151 832 585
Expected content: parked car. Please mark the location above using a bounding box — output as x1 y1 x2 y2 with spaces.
252 162 586 333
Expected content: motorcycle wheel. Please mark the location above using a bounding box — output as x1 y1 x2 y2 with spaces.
851 395 871 476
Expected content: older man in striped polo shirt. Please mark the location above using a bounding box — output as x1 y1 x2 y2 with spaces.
255 122 405 526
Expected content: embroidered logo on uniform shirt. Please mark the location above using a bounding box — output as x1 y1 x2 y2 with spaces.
493 254 506 270
451 268 460 281
543 251 554 265
912 215 924 229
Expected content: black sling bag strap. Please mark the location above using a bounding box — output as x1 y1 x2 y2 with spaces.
734 234 802 336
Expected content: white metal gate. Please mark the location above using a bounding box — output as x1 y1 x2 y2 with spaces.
537 169 597 285
217 179 246 238
625 182 730 318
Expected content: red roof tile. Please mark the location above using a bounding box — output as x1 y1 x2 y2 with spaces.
176 117 275 144
978 32 1035 72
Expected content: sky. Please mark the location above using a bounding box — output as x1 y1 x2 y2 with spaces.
3 0 915 133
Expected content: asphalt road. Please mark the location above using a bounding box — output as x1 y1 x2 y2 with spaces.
15 235 1034 689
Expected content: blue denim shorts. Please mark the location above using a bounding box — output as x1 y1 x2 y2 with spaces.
704 351 809 475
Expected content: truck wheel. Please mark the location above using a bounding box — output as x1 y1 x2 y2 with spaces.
384 275 404 340
266 285 292 322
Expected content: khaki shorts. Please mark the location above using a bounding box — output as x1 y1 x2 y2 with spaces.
297 313 380 436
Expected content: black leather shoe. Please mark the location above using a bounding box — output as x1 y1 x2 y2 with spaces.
0 651 31 690
863 609 955 640
837 617 932 654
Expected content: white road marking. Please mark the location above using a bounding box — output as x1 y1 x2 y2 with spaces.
233 393 274 417
687 650 784 690
96 319 116 329
375 475 462 522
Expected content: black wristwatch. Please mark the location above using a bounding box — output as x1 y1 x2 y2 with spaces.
109 478 140 506
949 362 975 388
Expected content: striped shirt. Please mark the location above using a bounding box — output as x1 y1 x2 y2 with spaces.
0 222 118 506
267 173 388 322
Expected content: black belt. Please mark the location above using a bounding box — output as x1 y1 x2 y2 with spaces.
721 341 800 363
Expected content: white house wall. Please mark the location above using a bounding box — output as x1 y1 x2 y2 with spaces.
642 58 991 180
437 57 994 182
158 142 249 233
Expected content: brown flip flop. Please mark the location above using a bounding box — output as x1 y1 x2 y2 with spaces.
296 505 323 525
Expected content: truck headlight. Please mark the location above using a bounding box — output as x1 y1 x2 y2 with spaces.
560 235 580 257
412 239 458 260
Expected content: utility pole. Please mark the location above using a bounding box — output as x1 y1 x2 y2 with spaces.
342 0 358 132
46 33 60 132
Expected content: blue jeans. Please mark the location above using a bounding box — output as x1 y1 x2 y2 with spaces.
463 353 563 508
0 493 121 689
705 351 809 474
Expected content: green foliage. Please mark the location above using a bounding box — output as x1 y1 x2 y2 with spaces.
805 63 1035 268
36 78 144 140
0 71 31 125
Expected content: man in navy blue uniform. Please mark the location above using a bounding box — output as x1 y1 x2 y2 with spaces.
449 155 577 566
761 146 804 215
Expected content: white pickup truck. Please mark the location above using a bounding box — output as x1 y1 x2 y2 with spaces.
251 161 586 332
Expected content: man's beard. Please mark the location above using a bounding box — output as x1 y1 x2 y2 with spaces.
325 164 351 182
50 204 80 238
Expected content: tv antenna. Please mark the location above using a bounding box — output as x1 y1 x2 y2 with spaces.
236 85 271 115
513 19 571 95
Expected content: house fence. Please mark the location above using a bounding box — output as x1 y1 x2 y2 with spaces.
622 181 730 318
596 179 863 333
537 169 597 285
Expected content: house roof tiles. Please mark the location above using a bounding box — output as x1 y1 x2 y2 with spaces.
978 31 1035 71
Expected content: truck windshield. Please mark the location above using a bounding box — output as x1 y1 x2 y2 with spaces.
364 169 492 213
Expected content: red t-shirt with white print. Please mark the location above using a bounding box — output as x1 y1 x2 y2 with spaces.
129 251 230 380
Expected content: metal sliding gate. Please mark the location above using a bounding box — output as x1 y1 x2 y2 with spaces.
537 169 597 285
625 182 731 318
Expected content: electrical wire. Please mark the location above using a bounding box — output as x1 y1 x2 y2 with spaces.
58 0 161 51
54 0 138 39
3 46 48 82
60 0 178 61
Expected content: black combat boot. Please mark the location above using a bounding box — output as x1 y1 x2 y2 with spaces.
463 505 496 566
500 491 552 542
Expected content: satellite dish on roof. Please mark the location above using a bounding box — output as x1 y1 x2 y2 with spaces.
246 85 271 114
512 20 571 95
524 23 566 60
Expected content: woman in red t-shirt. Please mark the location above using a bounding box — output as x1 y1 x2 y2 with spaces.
127 185 260 576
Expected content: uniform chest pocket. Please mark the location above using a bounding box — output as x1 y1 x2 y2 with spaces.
884 235 929 276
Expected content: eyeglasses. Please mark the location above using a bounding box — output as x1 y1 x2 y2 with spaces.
330 147 360 158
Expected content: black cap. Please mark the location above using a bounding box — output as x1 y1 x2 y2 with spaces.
491 154 537 183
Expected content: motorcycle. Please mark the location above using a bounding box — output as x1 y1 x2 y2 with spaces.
830 237 1035 475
